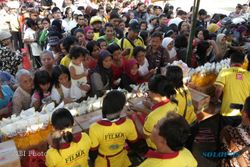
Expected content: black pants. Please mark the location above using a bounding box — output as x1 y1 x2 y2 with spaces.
11 31 23 50
33 56 41 68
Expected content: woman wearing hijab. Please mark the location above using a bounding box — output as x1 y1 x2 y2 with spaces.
162 37 177 63
84 26 94 44
90 50 113 97
120 59 143 92
216 33 228 60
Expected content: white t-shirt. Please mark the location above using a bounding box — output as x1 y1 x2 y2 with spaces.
51 82 86 104
69 62 88 86
138 58 149 77
23 28 42 56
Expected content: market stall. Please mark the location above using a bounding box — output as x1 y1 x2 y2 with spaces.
0 59 234 166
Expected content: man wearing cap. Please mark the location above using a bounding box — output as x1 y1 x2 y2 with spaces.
71 14 86 35
48 32 64 64
109 11 124 39
0 31 22 75
90 16 103 41
118 20 145 59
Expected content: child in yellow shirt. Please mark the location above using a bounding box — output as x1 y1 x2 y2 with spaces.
45 108 91 167
139 112 197 167
165 66 197 124
143 75 178 149
89 90 138 167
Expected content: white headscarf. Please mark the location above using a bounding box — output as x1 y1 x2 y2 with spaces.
162 37 177 60
216 33 227 58
162 37 173 49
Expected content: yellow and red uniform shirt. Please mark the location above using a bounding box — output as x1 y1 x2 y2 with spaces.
175 86 197 124
143 99 178 149
89 117 138 167
45 132 91 167
138 148 197 167
214 66 250 116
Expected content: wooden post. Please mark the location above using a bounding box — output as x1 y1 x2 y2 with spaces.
185 0 200 66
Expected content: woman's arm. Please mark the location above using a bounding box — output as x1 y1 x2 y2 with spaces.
209 40 221 59
90 73 105 97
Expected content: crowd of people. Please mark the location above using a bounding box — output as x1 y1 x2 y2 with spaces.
0 0 250 166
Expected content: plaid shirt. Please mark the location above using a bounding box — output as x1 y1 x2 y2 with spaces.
146 45 170 73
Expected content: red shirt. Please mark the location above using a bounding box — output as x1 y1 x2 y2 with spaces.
88 59 97 70
111 64 123 80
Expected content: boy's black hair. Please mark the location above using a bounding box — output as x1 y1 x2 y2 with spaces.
133 46 146 58
86 40 99 53
166 66 184 89
159 112 190 151
140 20 148 26
104 22 114 30
97 38 107 48
198 9 207 16
52 108 74 130
52 65 71 88
51 7 60 13
51 108 74 152
148 75 176 99
159 14 167 19
102 90 126 118
69 46 89 59
41 17 50 24
177 10 187 16
62 36 78 53
107 43 121 54
73 28 84 36
151 31 163 40
230 51 245 64
76 14 84 20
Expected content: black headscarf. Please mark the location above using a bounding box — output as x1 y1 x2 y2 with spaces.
92 50 113 87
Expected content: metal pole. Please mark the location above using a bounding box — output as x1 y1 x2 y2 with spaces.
185 0 200 66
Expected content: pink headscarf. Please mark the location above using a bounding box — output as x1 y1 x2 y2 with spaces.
84 26 93 35
123 59 140 83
